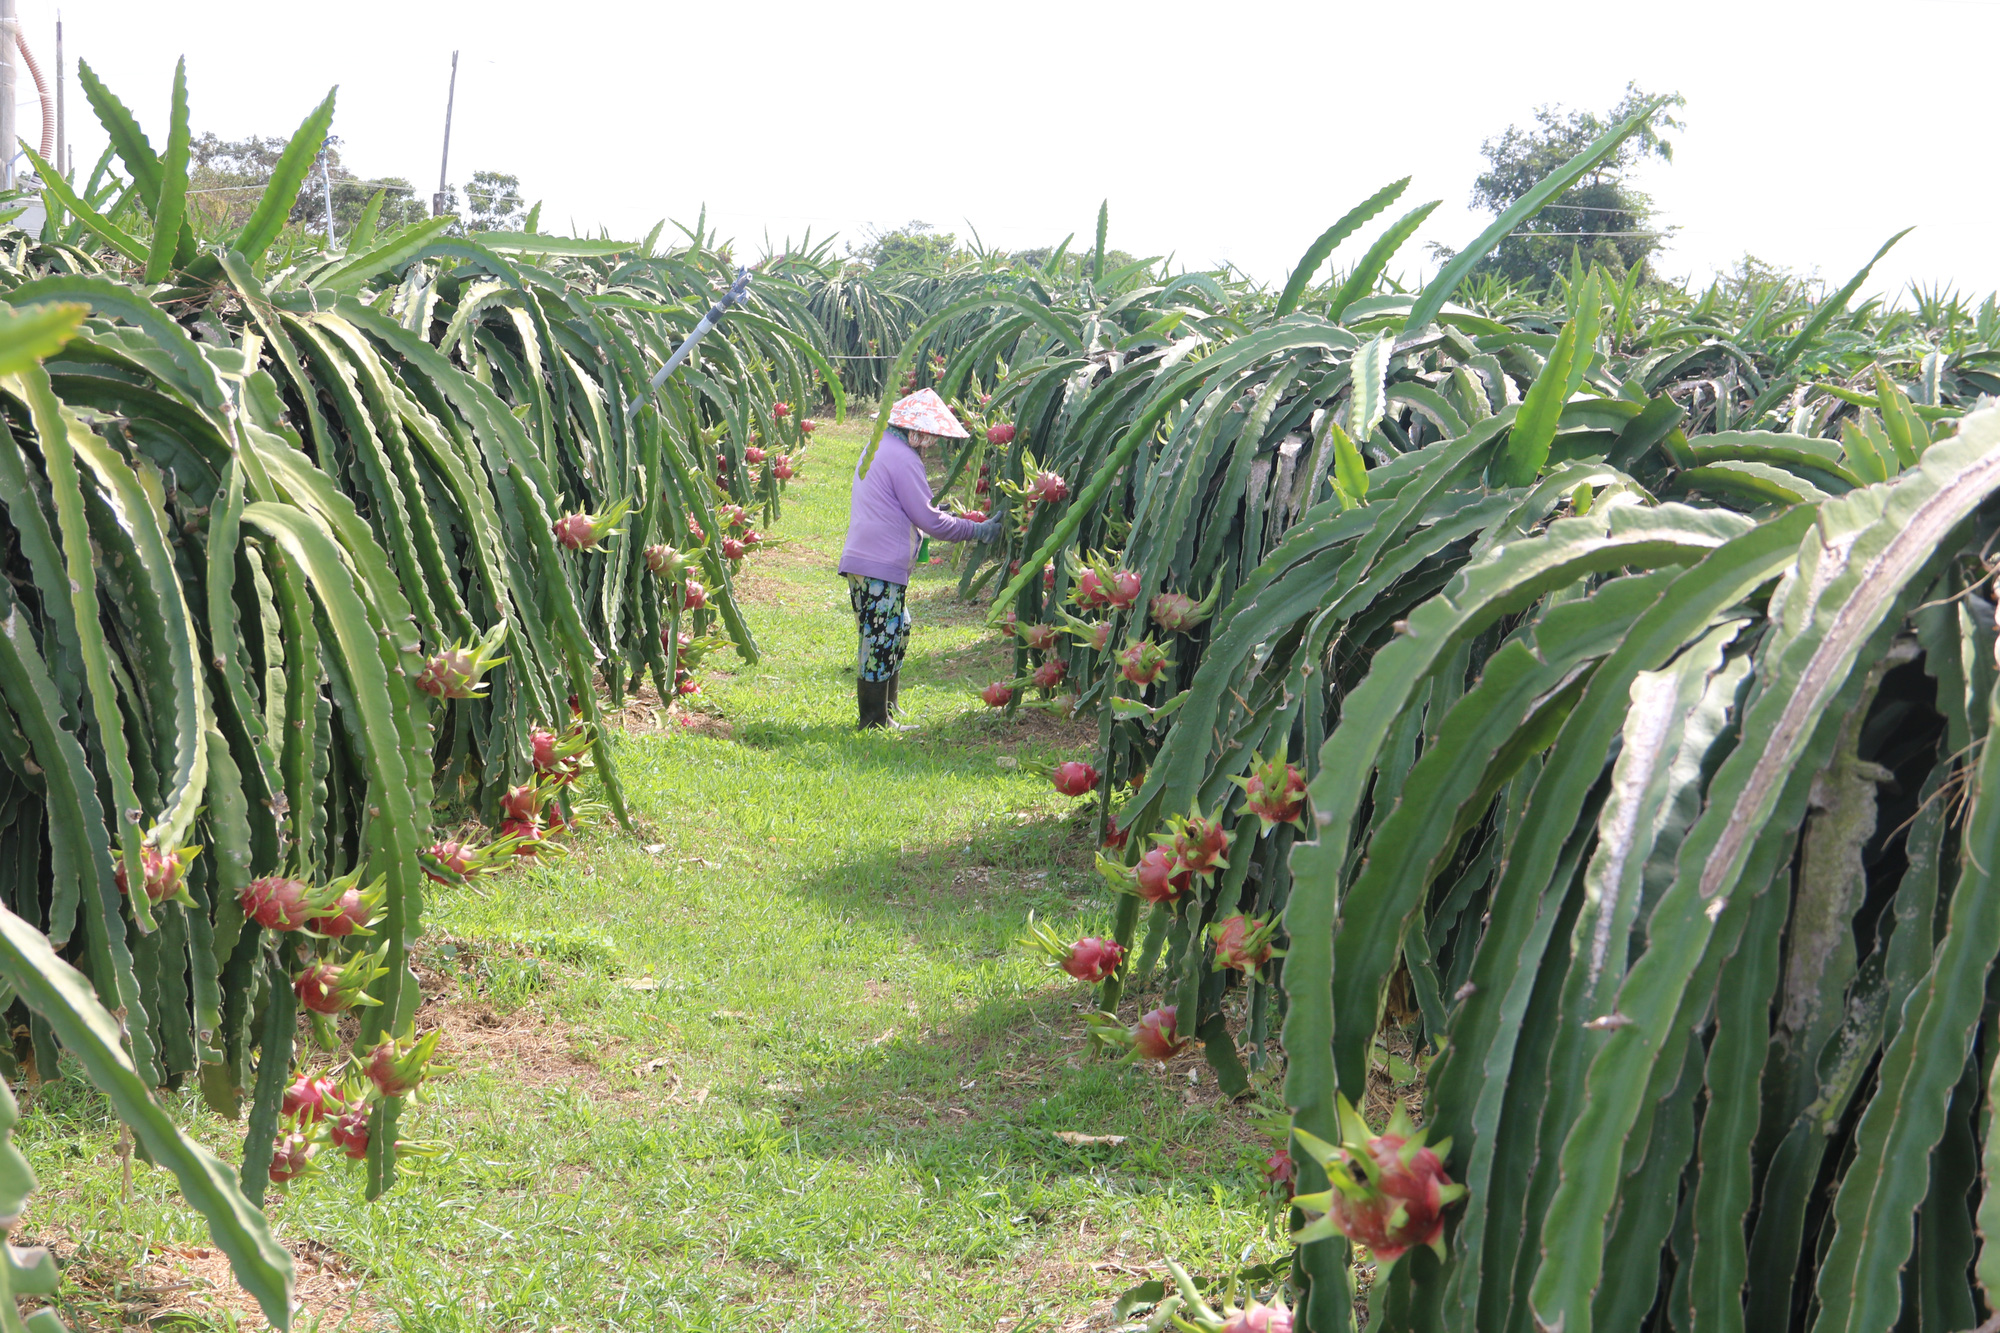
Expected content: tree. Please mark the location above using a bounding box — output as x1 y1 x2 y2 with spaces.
463 170 525 232
848 220 961 273
1463 83 1684 289
186 131 428 240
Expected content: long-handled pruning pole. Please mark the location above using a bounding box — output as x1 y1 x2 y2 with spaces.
625 266 753 424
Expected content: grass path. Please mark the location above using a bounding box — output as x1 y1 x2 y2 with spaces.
21 418 1281 1332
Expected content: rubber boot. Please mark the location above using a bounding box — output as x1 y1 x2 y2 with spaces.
857 677 890 730
884 672 917 730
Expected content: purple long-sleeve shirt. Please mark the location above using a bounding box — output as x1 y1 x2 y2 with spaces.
838 427 984 585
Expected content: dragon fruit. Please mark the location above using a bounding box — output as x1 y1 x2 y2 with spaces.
741 529 764 550
293 948 388 1016
721 537 748 562
531 724 592 784
114 843 199 905
1290 1097 1464 1266
981 681 1014 708
1233 751 1309 833
552 498 631 552
1209 914 1280 974
1150 589 1215 634
1117 639 1170 687
774 456 795 481
745 446 766 465
1167 811 1231 880
363 1029 442 1099
1133 847 1191 904
687 515 705 542
1102 822 1129 852
1043 563 1056 591
718 503 750 530
282 1074 343 1123
1026 470 1069 505
500 783 549 824
1072 568 1110 609
772 401 791 420
307 880 383 937
1050 760 1100 797
975 477 990 496
1265 1148 1297 1192
800 418 818 435
645 544 690 578
415 624 510 700
1062 937 1124 982
999 608 1019 636
680 578 707 611
1019 622 1060 652
1221 1301 1293 1333
242 875 341 931
267 1129 317 1184
499 816 545 857
329 1108 371 1161
1032 658 1068 691
988 422 1016 446
1132 1006 1189 1061
1106 569 1141 610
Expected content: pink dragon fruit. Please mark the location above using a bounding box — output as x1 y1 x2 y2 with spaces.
1072 567 1110 609
1032 658 1068 691
306 881 382 937
1233 751 1309 833
1133 847 1191 904
1117 639 1169 686
267 1129 317 1184
687 515 706 541
644 544 690 578
1222 1301 1293 1333
1265 1148 1296 1193
1106 569 1141 610
741 529 764 550
293 953 384 1016
981 681 1014 708
242 875 338 932
745 446 766 465
499 816 545 857
1167 811 1231 880
363 1029 442 1099
1210 914 1280 974
1026 470 1069 505
772 401 791 420
1150 589 1214 634
500 783 546 824
680 578 707 611
774 456 795 481
1051 760 1099 797
1062 937 1124 982
800 418 818 435
975 477 990 496
414 624 509 700
1291 1097 1464 1266
1132 1006 1189 1061
330 1108 371 1161
114 843 199 905
988 422 1016 446
1102 822 1130 852
1019 622 1060 652
717 503 750 530
551 498 630 552
721 537 748 562
281 1074 343 1123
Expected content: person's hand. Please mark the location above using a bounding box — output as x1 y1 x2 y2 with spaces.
972 517 1001 543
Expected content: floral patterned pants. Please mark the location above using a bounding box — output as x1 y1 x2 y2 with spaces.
848 576 912 682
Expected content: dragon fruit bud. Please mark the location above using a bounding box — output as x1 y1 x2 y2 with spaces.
981 681 1014 708
363 1029 442 1099
745 446 766 465
1062 937 1124 982
1210 914 1279 974
1032 658 1069 691
721 537 748 562
1265 1148 1297 1192
1019 622 1060 652
1117 639 1170 686
1132 1006 1189 1061
772 401 791 420
988 422 1016 446
1133 847 1191 904
281 1074 343 1123
1043 563 1057 591
330 1108 371 1161
800 418 818 435
1050 760 1099 797
1150 591 1211 634
1221 1301 1293 1333
680 578 708 611
414 623 510 700
114 843 199 905
552 497 632 552
267 1129 317 1184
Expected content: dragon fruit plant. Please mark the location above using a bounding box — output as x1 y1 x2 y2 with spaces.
414 623 511 701
1289 1095 1464 1266
551 496 632 552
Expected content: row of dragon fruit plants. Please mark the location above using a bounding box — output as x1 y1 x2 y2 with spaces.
871 101 2000 1330
0 60 833 1327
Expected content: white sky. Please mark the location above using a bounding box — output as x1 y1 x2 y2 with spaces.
27 0 2000 304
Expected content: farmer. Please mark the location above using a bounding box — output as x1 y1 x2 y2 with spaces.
839 388 1000 729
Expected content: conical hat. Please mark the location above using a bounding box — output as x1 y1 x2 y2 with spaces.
888 388 969 439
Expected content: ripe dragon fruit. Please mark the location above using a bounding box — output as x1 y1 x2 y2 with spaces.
1265 1148 1297 1193
293 947 388 1016
717 503 750 530
774 456 795 481
680 578 708 611
1133 847 1191 904
1209 914 1281 975
1102 822 1130 852
1062 936 1124 982
981 681 1014 708
687 515 705 542
741 529 764 550
772 401 791 420
975 477 990 496
721 537 748 562
414 623 510 700
1072 567 1110 609
1132 1006 1189 1061
1117 639 1170 687
1221 1301 1293 1333
498 816 545 857
745 446 766 465
330 1108 371 1161
552 497 631 552
1026 470 1069 505
1019 622 1060 652
500 783 551 824
363 1029 443 1099
282 1074 344 1123
1106 569 1142 610
531 724 593 784
1032 658 1068 691
988 422 1016 447
1050 760 1100 797
644 544 690 578
307 879 385 937
1166 810 1231 880
800 418 818 435
267 1129 317 1184
242 874 348 931
114 843 200 905
1233 749 1309 833
1290 1096 1464 1267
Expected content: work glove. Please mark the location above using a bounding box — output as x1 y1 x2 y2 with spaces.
972 518 1002 543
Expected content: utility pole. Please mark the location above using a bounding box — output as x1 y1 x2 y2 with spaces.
318 136 336 244
432 51 457 217
53 11 61 178
0 0 18 191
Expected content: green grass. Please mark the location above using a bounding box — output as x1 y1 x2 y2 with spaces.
18 418 1281 1332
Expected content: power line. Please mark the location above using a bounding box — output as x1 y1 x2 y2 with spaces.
183 176 419 197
